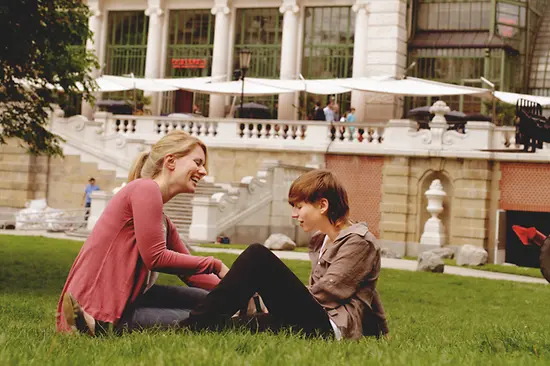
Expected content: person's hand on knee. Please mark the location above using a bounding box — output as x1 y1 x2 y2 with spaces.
217 263 230 279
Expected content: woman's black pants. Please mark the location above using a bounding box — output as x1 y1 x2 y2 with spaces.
185 244 333 338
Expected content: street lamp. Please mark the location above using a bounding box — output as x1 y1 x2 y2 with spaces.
239 48 251 118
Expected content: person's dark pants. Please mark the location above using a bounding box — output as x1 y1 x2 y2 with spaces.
184 244 333 338
116 285 208 333
84 202 91 222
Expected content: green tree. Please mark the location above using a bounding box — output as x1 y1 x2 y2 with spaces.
0 0 98 156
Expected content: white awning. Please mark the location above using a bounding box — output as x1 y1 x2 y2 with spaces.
494 91 550 106
179 79 296 96
101 75 179 92
246 78 351 95
94 76 133 92
339 77 491 97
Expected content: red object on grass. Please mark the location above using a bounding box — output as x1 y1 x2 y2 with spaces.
512 225 547 246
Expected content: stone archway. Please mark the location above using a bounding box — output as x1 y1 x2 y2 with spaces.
417 171 454 246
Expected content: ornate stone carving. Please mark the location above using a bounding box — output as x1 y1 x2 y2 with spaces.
352 0 368 14
115 136 127 149
211 0 230 15
429 100 450 123
68 115 87 132
241 176 264 194
88 0 102 18
280 0 299 14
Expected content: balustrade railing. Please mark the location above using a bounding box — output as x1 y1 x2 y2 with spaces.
106 114 388 145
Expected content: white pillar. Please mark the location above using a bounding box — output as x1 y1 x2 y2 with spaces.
350 0 368 122
87 191 114 230
144 0 165 115
278 0 300 121
82 0 103 119
209 1 231 118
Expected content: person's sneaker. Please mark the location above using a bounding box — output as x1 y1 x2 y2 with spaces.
62 292 96 336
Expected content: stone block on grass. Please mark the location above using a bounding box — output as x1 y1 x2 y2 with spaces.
456 244 488 266
426 247 455 260
264 233 296 251
417 252 444 273
380 247 402 259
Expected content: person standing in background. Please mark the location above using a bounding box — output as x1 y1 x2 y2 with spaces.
346 108 357 139
82 178 100 221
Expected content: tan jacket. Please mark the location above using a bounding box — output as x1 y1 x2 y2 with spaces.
308 222 389 340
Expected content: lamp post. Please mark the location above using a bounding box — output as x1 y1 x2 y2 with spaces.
238 48 251 118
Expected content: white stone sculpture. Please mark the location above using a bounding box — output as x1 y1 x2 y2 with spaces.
420 179 447 247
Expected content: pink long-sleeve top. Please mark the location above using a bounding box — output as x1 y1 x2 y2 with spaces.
56 179 221 332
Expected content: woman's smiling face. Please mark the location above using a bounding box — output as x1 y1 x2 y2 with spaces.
172 145 207 194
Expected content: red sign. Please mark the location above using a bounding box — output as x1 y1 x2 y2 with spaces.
171 58 207 69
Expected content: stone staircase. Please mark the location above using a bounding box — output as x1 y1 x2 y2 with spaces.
163 181 232 240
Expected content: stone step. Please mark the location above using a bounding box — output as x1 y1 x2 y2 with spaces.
164 206 193 212
65 229 92 238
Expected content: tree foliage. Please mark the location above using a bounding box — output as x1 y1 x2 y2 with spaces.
0 0 97 155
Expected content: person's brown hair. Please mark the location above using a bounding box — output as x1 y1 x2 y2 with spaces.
288 169 350 226
127 131 207 182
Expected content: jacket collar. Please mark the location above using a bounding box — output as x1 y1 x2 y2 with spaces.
334 222 369 242
310 222 369 252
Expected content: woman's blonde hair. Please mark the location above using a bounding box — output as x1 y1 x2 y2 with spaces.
127 131 207 182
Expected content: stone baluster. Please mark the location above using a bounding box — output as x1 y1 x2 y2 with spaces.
429 100 450 149
343 126 351 141
260 123 268 139
191 122 200 136
372 128 380 144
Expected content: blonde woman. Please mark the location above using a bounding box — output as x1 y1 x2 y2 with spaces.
184 170 388 340
57 131 229 335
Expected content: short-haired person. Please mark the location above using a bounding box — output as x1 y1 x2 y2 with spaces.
82 178 100 221
58 131 230 335
185 170 388 340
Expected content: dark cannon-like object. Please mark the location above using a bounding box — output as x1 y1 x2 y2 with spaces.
515 99 550 152
513 226 550 283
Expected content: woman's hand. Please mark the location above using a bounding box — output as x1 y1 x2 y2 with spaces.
217 262 230 279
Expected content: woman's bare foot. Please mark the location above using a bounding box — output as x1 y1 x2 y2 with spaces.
62 292 96 336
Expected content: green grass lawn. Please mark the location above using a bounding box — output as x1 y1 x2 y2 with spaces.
1 234 550 365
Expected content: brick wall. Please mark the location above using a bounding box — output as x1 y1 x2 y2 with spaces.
326 155 384 237
500 162 550 212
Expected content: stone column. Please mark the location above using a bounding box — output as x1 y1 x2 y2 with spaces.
81 0 103 119
363 0 407 121
350 0 368 122
144 0 165 114
278 0 300 121
209 0 231 118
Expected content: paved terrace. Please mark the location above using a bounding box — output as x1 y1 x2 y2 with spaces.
1 229 546 285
